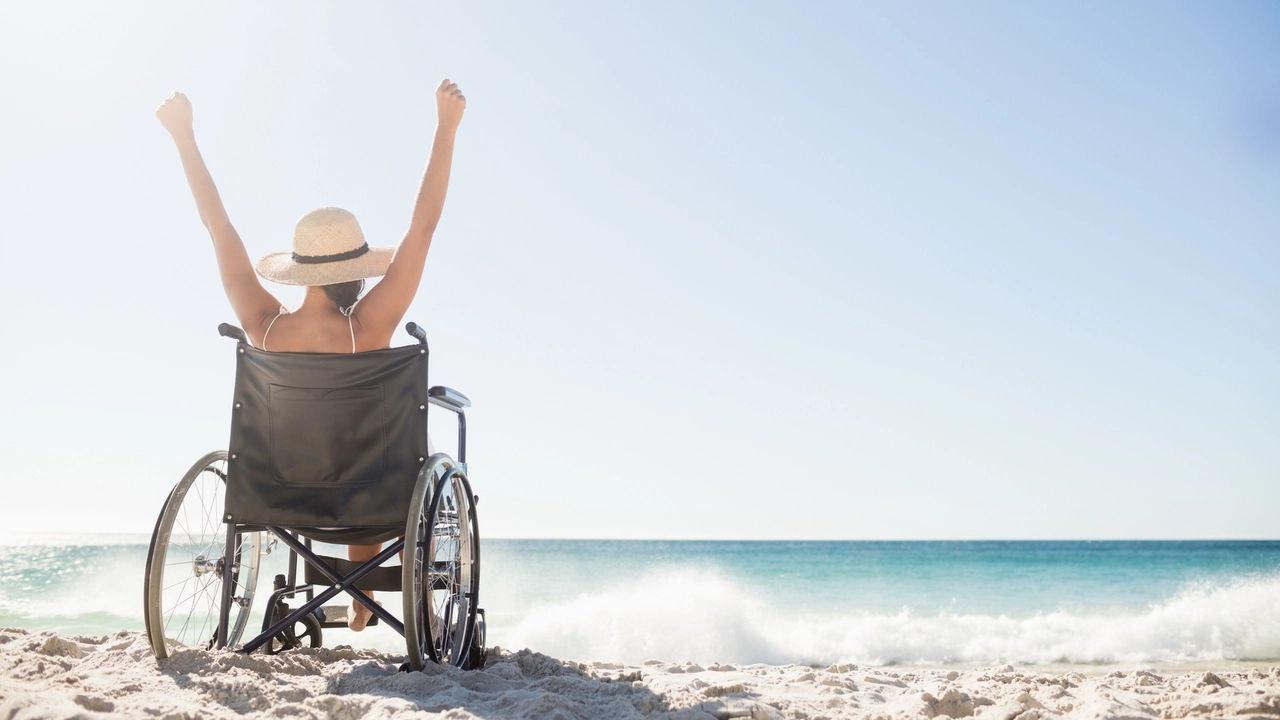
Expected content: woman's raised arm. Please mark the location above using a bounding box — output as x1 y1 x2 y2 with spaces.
355 80 466 338
157 92 279 343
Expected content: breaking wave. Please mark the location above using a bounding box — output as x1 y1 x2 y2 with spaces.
504 568 1280 666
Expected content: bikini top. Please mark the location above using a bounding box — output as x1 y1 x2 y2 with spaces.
260 308 356 353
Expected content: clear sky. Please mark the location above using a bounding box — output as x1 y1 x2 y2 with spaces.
1 2 1276 539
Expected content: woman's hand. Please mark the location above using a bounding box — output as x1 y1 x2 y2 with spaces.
156 91 194 139
436 80 466 131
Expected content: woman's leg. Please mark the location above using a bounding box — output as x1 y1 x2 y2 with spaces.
347 543 382 631
346 436 434 631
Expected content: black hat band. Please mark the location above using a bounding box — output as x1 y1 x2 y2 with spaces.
291 243 370 265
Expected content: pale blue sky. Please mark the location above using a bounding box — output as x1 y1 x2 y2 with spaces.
1 2 1276 538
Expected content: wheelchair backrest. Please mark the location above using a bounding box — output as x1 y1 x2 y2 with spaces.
224 342 431 535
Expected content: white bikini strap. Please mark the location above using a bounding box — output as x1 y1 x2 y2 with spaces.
261 309 285 351
346 299 362 354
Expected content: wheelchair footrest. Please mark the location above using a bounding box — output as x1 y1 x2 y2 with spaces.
316 604 379 629
303 554 404 592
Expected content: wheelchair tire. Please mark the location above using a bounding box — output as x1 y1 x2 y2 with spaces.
403 455 481 670
143 450 262 659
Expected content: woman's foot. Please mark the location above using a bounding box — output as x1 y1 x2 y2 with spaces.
348 598 382 632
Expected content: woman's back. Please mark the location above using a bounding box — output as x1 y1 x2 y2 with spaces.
257 287 394 354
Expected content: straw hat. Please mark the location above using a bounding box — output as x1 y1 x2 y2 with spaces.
255 207 395 286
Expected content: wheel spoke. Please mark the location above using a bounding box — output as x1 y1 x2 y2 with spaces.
163 575 197 592
177 506 198 551
168 576 213 637
173 580 202 642
194 475 208 539
166 576 209 614
164 577 197 624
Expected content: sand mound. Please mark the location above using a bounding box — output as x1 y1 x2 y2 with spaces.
1 628 1277 719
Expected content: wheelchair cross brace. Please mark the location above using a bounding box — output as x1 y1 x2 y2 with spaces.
221 525 407 654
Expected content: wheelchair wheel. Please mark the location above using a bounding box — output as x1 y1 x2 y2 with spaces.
143 450 262 659
264 605 323 654
403 456 480 670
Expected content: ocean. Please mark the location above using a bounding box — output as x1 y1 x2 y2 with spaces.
2 537 1277 667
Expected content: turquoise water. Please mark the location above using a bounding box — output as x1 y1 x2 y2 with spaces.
3 537 1278 666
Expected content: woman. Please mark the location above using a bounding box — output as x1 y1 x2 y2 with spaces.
156 80 466 632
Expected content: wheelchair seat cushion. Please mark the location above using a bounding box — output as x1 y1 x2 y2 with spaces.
224 343 430 533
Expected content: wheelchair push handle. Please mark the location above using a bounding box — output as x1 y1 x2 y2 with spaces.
219 323 247 342
405 322 428 345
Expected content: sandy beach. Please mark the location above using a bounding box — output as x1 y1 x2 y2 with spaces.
2 628 1277 720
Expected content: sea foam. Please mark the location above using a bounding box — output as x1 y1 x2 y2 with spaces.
504 567 1280 666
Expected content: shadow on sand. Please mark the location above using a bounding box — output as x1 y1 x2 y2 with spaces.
156 640 782 719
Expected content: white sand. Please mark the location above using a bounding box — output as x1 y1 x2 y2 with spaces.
2 628 1278 719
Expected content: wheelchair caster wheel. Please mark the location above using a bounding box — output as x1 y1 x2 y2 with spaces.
264 606 323 654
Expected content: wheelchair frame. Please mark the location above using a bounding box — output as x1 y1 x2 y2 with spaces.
143 322 484 670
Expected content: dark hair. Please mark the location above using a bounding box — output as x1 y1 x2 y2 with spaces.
322 279 365 315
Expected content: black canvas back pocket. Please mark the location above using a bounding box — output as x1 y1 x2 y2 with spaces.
268 384 387 487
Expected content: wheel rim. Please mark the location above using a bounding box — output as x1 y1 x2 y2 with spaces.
145 452 261 657
423 469 479 666
404 456 450 670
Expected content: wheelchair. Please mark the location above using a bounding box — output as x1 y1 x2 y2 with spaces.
142 321 485 670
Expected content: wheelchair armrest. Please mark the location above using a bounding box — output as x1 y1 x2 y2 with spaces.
428 386 471 411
